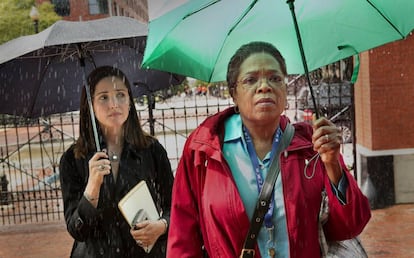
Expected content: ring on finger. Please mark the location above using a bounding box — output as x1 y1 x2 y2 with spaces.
324 134 329 142
136 240 142 245
99 165 105 170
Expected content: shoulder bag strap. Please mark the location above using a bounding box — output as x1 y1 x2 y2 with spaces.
240 123 295 258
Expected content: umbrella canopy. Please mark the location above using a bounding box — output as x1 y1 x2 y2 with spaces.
0 16 184 118
148 0 189 20
142 0 414 83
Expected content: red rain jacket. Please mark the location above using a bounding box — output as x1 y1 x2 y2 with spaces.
167 107 370 258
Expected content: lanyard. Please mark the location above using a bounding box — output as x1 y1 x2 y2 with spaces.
243 125 281 229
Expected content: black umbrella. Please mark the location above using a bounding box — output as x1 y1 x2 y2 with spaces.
0 16 184 150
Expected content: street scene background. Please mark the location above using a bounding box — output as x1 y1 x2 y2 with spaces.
1 0 413 257
1 93 413 257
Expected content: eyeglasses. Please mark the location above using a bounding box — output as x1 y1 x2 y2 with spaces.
237 74 285 89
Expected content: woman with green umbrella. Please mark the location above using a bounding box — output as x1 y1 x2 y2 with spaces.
167 42 370 257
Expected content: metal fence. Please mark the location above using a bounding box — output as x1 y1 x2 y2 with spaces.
0 95 234 225
0 82 353 225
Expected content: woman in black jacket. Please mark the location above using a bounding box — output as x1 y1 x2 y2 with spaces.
59 66 174 257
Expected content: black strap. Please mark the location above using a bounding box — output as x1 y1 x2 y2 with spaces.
240 124 294 258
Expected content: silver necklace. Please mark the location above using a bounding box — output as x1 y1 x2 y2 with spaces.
109 150 119 162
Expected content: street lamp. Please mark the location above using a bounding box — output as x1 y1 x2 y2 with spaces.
29 6 39 33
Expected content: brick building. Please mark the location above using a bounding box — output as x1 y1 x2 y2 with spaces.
355 32 414 208
37 0 148 22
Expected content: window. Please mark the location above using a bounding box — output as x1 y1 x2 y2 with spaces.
88 0 109 15
51 0 70 16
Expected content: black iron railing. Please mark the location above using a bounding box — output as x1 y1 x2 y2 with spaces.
0 82 352 225
0 95 234 225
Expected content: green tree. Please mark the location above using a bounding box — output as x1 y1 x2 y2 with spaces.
0 0 61 44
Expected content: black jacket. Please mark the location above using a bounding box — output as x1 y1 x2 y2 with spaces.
59 139 174 257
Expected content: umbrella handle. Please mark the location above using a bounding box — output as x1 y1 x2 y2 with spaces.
286 0 320 119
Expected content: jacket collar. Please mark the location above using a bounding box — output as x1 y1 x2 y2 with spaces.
187 107 312 160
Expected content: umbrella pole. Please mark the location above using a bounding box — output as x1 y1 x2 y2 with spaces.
148 93 155 136
85 83 102 152
286 0 320 119
350 83 357 181
80 59 101 152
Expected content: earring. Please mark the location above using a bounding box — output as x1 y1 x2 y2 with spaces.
234 105 239 113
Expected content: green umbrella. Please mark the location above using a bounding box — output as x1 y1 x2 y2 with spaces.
142 0 414 115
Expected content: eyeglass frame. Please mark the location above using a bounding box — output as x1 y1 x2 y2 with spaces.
236 72 287 90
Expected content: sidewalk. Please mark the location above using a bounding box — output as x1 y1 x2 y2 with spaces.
0 204 413 258
0 221 72 258
360 203 414 258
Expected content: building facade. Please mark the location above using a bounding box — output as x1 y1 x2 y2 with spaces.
355 32 414 208
37 0 148 22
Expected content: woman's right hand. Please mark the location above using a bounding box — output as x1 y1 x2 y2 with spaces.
88 151 111 185
84 152 111 203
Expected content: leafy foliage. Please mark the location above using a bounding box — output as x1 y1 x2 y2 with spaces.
0 0 61 44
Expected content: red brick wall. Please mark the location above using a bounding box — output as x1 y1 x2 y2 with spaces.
355 32 414 150
355 52 372 148
38 0 147 22
65 0 108 21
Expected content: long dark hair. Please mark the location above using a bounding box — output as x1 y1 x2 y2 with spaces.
74 66 151 159
227 41 287 97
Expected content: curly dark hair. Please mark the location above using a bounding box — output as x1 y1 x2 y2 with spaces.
226 41 287 97
74 66 151 159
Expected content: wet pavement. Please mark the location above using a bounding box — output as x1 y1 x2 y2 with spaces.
360 204 414 258
0 204 413 258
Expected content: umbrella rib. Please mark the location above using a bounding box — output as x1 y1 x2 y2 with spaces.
227 0 258 35
183 0 220 19
14 40 124 62
208 0 259 82
366 0 405 38
28 58 53 117
76 42 97 69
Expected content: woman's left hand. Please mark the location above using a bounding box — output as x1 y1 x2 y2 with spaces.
130 219 166 249
312 117 343 184
312 117 342 163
